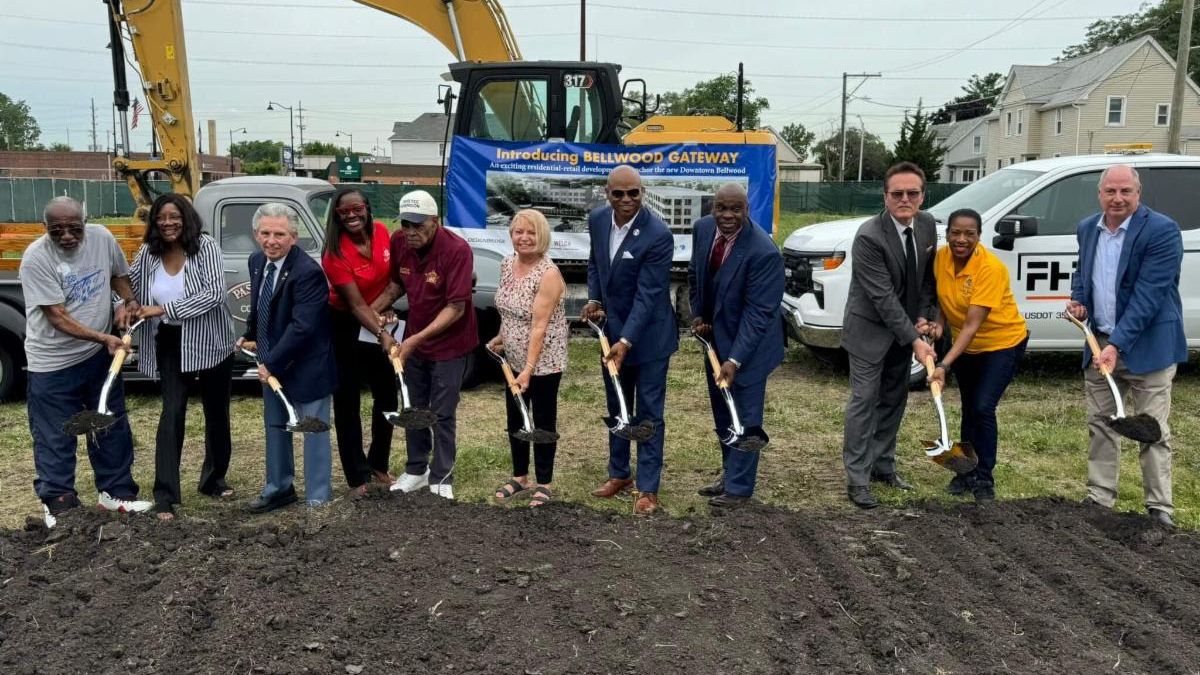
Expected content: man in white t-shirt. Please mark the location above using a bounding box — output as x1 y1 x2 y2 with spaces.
19 196 151 526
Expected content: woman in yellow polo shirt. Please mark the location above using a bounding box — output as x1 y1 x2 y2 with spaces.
928 208 1029 502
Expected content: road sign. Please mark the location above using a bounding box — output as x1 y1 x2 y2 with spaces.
337 155 362 181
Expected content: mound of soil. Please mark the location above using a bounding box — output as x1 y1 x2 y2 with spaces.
1 495 1197 674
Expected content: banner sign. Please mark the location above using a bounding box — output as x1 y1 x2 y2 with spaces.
444 137 777 237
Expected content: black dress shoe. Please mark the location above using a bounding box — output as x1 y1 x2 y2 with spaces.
697 475 725 497
709 492 750 508
847 485 878 509
947 474 973 496
971 483 995 502
1148 508 1175 529
870 472 913 491
247 488 297 514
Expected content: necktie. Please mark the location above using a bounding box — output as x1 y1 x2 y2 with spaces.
257 261 276 357
709 234 728 275
903 227 919 320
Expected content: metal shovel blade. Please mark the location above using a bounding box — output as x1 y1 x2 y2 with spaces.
513 428 561 444
1106 414 1162 444
384 408 438 430
603 416 656 442
923 439 979 475
289 417 330 434
63 409 118 435
725 425 769 453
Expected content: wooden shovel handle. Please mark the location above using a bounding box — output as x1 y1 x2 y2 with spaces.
1064 312 1112 376
499 360 522 396
704 345 728 389
106 333 134 376
597 333 619 377
923 355 942 398
266 375 284 393
390 355 404 376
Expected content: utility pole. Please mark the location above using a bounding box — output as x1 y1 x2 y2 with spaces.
1168 0 1194 153
580 0 586 60
90 98 98 152
857 115 866 182
840 72 881 181
298 101 306 155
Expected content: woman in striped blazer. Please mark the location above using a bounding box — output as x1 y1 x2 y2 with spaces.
129 193 236 520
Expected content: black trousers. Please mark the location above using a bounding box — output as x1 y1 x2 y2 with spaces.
153 324 235 507
330 309 399 487
505 371 562 484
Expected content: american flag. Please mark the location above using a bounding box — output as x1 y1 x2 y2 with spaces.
131 98 144 129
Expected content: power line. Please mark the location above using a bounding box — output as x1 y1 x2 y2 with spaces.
586 2 1109 22
624 65 963 81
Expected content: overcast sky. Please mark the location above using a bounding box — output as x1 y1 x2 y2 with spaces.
2 0 1150 156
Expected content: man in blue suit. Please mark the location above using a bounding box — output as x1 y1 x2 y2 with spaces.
1066 164 1184 529
688 183 785 508
239 203 337 512
583 165 678 515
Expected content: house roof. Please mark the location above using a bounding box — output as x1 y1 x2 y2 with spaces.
1000 36 1196 111
389 113 455 142
931 117 986 151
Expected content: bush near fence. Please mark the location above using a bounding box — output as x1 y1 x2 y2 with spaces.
1 177 963 222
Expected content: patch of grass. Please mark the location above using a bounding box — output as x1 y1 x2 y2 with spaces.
774 212 857 247
0 343 1196 530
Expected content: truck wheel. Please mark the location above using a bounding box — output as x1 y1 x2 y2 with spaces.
806 345 848 370
460 350 482 391
0 340 19 403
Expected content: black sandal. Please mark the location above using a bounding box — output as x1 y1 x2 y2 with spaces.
153 502 176 521
529 486 553 508
494 478 531 503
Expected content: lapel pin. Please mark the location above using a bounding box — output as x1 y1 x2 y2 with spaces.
633 229 640 237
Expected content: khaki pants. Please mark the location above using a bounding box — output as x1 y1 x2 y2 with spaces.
1083 339 1174 514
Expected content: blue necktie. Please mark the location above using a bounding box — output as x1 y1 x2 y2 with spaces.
257 261 276 358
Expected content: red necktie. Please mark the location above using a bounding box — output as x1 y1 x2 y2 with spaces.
708 234 728 275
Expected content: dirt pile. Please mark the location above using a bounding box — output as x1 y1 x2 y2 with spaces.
0 495 1197 674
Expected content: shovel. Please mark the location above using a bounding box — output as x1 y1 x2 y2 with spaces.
484 344 559 444
382 352 438 430
241 347 330 434
585 318 655 443
1064 313 1163 444
63 319 146 435
692 333 768 452
920 355 979 474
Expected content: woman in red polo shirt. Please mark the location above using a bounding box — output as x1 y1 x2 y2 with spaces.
321 188 398 495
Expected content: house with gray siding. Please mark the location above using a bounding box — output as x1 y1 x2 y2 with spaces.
932 116 989 183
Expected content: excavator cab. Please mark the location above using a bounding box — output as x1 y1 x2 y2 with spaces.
449 61 625 144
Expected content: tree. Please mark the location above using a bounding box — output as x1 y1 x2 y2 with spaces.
1062 0 1200 84
230 139 285 164
890 104 947 182
301 140 354 157
813 127 890 181
779 122 815 162
659 74 770 129
242 159 283 176
931 72 1006 125
0 92 41 150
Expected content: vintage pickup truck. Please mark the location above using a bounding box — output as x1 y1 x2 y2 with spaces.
0 176 499 401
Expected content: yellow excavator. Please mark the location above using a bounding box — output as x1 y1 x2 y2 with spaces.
105 0 779 224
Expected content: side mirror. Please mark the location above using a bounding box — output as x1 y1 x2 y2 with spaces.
992 215 1038 250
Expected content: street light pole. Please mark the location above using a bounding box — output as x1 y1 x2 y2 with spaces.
857 115 866 182
267 101 295 174
335 130 354 154
228 126 247 173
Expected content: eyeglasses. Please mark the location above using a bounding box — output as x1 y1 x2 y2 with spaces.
887 189 922 200
610 188 641 199
336 204 368 217
47 224 84 237
399 220 427 230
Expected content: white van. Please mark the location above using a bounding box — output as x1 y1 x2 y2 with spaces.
780 153 1200 378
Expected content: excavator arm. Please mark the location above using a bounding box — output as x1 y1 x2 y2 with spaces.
353 0 521 62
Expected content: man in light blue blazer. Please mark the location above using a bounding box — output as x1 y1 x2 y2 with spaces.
1066 163 1184 529
583 165 678 515
688 183 784 508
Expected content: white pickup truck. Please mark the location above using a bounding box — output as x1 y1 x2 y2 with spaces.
780 153 1200 381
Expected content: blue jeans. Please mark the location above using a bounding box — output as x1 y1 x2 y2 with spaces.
261 385 332 505
602 356 669 494
954 335 1028 487
705 366 767 497
28 349 139 502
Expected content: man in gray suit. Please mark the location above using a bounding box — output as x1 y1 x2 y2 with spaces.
841 162 938 509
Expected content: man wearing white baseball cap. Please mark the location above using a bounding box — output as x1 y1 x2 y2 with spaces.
372 190 478 499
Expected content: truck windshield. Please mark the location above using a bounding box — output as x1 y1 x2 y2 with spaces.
308 190 335 231
927 168 1041 221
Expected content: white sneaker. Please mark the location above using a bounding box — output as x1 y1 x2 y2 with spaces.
391 469 430 493
429 483 454 500
97 491 152 513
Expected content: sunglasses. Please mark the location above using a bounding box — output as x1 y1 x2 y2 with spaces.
610 188 641 199
336 204 367 217
399 220 428 230
887 189 922 200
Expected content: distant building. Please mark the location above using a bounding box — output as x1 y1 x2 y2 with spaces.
389 113 454 167
764 126 823 182
644 185 707 231
0 150 241 181
931 116 989 183
984 35 1200 169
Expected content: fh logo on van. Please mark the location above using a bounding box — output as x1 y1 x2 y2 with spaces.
1018 254 1077 300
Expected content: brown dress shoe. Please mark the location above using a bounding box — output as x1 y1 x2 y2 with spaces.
591 478 633 498
634 493 659 515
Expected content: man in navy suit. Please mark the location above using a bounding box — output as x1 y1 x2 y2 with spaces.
238 203 337 512
688 183 784 508
583 165 678 515
1066 164 1184 529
